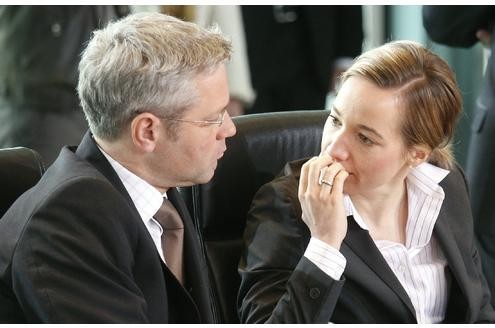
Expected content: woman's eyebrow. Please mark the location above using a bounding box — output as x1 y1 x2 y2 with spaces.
357 124 384 141
332 105 384 141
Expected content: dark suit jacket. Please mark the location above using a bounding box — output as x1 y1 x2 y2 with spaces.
238 159 495 323
0 132 214 323
423 5 495 308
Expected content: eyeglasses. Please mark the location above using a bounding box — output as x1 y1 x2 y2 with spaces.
162 109 227 127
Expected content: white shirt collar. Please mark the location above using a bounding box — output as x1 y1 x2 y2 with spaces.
412 161 450 184
407 162 449 199
96 144 166 226
344 162 450 232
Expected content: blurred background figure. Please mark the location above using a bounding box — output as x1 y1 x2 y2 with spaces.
241 5 363 114
194 5 255 117
159 5 254 117
0 5 128 165
150 5 363 116
423 5 495 307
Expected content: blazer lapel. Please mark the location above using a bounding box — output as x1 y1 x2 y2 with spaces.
75 131 135 207
434 210 469 295
75 132 211 322
434 208 469 322
168 188 213 323
343 216 416 317
75 131 204 322
290 161 416 319
157 257 201 323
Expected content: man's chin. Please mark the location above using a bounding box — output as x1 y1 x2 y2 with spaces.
197 168 216 185
187 162 219 186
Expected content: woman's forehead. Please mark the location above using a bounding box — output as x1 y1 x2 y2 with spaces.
333 78 404 136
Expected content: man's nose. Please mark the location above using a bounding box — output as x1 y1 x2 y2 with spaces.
218 112 236 139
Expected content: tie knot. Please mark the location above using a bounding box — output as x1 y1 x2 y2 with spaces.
155 199 184 230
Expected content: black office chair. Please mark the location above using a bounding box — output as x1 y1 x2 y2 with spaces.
0 147 45 217
183 110 328 323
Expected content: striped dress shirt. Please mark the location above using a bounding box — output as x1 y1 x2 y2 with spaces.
304 162 450 323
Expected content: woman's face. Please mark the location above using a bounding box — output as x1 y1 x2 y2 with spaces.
321 76 412 196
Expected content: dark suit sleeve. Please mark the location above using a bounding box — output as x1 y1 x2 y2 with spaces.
422 5 495 47
472 243 495 322
237 174 344 323
12 177 152 323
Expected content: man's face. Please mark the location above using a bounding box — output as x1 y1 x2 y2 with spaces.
153 64 236 188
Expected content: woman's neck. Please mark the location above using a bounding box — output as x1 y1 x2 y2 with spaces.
351 180 409 245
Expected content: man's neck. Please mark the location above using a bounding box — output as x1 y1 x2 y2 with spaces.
95 135 169 194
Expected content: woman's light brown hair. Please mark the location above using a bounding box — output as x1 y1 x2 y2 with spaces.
342 40 462 169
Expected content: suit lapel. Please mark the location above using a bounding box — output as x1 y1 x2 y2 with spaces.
75 131 207 322
434 207 469 322
75 132 212 322
343 216 416 317
434 210 469 296
290 160 416 319
75 131 135 207
157 257 201 323
168 188 213 323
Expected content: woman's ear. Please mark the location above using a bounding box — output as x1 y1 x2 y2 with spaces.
130 112 162 153
408 144 432 167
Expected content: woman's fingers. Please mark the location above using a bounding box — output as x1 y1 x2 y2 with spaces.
318 162 346 196
298 156 349 250
299 156 318 198
331 169 349 196
308 153 333 191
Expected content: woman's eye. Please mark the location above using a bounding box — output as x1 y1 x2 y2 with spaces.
329 115 342 127
358 133 374 146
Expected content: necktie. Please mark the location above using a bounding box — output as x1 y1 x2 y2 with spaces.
154 198 185 285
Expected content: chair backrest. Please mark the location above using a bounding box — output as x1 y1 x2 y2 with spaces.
183 110 328 323
0 147 45 217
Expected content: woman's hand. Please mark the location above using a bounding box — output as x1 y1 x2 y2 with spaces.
298 153 349 249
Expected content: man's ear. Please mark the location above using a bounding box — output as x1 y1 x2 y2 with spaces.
130 113 162 153
408 144 431 167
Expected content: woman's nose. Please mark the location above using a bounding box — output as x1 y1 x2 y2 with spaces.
328 131 349 161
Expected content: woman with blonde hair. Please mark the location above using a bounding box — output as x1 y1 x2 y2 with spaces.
238 40 495 323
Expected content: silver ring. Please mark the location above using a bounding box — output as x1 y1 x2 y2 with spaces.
318 168 333 187
320 179 333 187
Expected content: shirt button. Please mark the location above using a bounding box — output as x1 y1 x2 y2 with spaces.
309 287 320 299
398 264 406 272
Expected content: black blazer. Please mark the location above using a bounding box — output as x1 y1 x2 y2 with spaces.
238 159 495 323
0 132 214 323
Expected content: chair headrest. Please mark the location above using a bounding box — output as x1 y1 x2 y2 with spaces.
192 110 328 239
0 147 45 217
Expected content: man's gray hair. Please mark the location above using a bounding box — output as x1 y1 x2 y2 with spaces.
77 12 232 140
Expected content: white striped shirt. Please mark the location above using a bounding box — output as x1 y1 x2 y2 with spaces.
304 162 450 323
97 145 168 262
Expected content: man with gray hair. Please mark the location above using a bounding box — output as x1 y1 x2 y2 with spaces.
0 12 236 323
